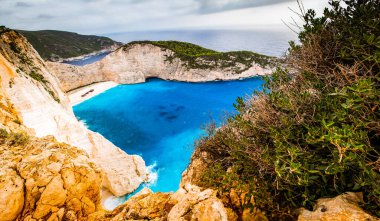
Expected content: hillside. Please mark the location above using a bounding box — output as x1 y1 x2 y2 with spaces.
17 29 122 61
0 26 241 221
125 41 276 71
185 0 380 220
1 0 379 219
48 41 275 92
0 25 147 199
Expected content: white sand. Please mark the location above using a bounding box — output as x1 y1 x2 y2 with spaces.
68 81 118 106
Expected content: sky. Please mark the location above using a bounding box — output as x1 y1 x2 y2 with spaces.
0 0 328 35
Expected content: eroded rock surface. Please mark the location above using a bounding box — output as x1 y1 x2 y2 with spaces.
48 43 273 92
298 192 379 221
92 184 233 221
0 28 147 197
0 132 103 220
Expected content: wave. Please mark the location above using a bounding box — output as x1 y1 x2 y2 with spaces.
145 161 158 187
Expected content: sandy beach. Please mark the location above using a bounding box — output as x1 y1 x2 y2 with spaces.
68 81 119 106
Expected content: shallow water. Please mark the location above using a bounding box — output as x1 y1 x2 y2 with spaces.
73 78 264 194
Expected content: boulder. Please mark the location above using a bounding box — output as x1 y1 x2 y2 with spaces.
298 192 379 221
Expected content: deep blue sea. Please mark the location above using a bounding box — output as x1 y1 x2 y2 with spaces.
73 78 264 194
72 29 290 199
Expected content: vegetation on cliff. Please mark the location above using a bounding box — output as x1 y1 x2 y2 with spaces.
193 0 380 220
0 27 61 102
124 40 276 72
18 29 122 61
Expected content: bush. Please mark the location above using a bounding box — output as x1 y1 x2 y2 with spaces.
0 128 8 145
29 71 47 84
0 128 8 138
9 42 21 53
7 131 29 146
195 0 380 219
124 41 274 71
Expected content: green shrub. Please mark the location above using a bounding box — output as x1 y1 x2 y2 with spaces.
29 71 47 84
8 131 29 146
124 41 274 71
48 90 60 103
0 128 8 139
0 128 8 145
28 71 60 103
9 42 20 53
195 0 380 219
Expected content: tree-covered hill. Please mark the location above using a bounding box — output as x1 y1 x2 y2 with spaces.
17 29 122 61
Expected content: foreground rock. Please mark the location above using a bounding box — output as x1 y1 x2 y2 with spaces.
48 42 274 92
298 192 379 221
0 135 103 220
0 135 231 221
0 27 147 197
91 184 234 221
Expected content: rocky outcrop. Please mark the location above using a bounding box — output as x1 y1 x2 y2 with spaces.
0 50 231 220
91 184 235 221
298 192 379 221
0 28 147 197
181 148 210 188
0 119 103 220
47 43 273 92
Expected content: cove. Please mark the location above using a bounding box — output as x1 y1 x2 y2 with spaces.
73 77 264 195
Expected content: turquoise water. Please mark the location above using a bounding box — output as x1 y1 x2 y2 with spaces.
73 77 264 193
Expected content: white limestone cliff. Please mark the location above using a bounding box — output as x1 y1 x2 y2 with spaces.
48 43 273 92
0 29 147 197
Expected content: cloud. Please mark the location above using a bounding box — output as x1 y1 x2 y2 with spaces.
0 0 328 34
37 14 55 19
195 0 294 13
15 1 33 7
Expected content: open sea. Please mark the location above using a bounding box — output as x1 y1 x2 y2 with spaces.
71 29 293 204
106 29 296 57
65 29 296 66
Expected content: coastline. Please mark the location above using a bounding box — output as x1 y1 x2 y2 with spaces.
56 45 120 62
68 81 119 106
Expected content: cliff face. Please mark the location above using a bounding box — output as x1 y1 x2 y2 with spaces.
0 28 147 197
0 64 232 220
1 28 376 221
0 133 103 221
48 43 273 92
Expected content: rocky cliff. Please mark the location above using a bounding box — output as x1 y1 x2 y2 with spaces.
0 27 147 197
0 54 232 220
1 27 377 221
48 41 275 92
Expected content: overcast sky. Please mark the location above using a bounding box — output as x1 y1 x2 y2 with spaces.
0 0 328 34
